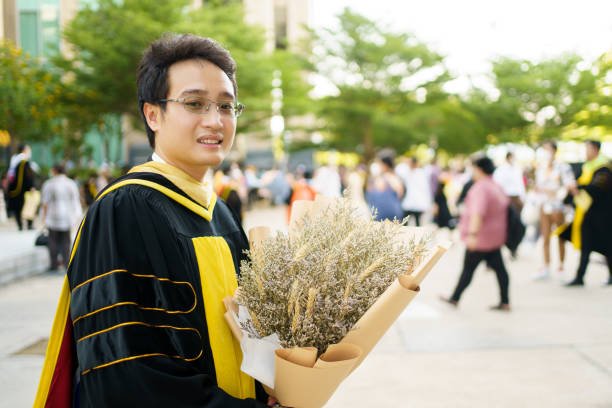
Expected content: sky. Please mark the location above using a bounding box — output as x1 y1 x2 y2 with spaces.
310 0 612 94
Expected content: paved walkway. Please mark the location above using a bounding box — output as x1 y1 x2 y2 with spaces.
1 207 611 407
0 223 49 285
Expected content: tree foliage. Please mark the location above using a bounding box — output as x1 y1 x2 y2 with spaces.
0 41 63 143
562 50 612 141
312 8 453 159
55 0 311 140
465 54 605 145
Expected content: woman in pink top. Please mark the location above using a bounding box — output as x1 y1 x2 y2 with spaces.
441 157 511 310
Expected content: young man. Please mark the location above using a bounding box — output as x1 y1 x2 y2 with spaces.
41 163 81 272
35 34 273 407
561 140 612 286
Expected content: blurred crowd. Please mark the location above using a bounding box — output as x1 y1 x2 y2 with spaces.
1 139 611 298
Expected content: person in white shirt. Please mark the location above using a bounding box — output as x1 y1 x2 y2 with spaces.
311 165 342 198
41 164 82 272
396 157 432 226
494 152 526 212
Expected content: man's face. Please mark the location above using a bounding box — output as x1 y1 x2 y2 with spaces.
147 59 237 179
585 143 598 161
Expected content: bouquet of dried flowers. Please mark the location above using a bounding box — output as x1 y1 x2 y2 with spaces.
237 197 429 354
225 196 449 407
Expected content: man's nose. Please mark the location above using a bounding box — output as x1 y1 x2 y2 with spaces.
199 105 223 128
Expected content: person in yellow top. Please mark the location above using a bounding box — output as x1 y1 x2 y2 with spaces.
34 34 276 407
560 140 612 286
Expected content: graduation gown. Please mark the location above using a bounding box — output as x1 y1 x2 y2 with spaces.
7 159 34 213
34 169 267 407
558 159 612 255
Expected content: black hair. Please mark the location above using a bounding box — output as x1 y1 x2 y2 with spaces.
506 152 514 160
380 156 394 169
53 163 66 175
472 156 495 175
17 143 26 153
586 139 601 151
137 33 237 148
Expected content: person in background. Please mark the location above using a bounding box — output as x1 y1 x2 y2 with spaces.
244 165 261 208
218 167 245 224
95 164 112 192
41 163 82 272
345 165 370 218
493 152 525 213
7 143 36 230
397 157 432 226
366 156 404 222
432 181 454 230
311 163 342 198
440 157 511 311
425 155 441 198
561 140 612 286
287 167 317 222
230 163 248 205
81 171 99 208
533 141 576 280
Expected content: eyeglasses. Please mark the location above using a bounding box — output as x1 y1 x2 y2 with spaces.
160 96 245 118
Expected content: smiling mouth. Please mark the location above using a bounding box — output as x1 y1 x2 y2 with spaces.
197 137 222 145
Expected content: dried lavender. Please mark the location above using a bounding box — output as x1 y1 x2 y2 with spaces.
238 198 429 354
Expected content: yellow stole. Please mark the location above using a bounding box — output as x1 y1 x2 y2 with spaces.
566 156 609 249
130 161 213 209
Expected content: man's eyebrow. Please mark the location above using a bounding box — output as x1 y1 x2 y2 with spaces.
180 89 208 96
180 89 236 100
218 91 236 100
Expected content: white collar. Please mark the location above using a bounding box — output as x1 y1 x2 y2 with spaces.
152 152 167 164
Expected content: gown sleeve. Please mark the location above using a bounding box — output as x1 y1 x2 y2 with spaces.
68 185 266 408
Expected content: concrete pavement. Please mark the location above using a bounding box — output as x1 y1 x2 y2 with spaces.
0 224 49 285
1 206 611 407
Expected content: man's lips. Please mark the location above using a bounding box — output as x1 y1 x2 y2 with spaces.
197 136 222 145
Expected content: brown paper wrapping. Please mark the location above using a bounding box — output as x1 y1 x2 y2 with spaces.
225 199 449 407
224 301 363 407
273 343 362 408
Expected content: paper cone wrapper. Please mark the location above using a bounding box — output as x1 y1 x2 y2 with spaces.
223 299 363 408
272 343 362 408
340 243 449 372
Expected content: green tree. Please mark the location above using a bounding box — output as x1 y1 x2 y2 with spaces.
562 50 612 141
312 8 451 160
0 41 64 145
56 0 311 141
466 54 601 145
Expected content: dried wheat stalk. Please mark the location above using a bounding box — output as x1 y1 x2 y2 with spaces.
238 198 429 354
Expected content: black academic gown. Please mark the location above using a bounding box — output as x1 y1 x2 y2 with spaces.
574 164 612 256
34 172 267 408
7 159 34 213
559 163 612 256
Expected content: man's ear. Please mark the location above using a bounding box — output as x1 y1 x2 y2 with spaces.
143 102 161 133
